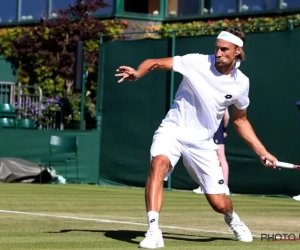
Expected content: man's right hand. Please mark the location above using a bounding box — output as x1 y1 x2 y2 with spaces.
260 153 277 169
115 66 140 83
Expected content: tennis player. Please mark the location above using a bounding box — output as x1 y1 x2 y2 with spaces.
115 27 277 249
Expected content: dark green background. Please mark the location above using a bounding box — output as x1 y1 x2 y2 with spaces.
98 30 300 195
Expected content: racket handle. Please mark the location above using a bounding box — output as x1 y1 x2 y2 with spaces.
275 161 294 168
265 160 300 170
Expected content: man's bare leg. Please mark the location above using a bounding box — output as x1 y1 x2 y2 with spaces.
144 155 171 231
205 193 252 242
145 155 170 211
205 193 233 215
139 155 171 248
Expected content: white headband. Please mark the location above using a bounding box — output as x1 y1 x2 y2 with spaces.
217 31 243 47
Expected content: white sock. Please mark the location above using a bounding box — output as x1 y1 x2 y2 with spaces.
226 211 240 221
147 211 159 231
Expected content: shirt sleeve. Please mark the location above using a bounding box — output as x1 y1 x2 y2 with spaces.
172 53 205 76
234 83 250 110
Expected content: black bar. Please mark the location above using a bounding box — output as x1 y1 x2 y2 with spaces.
74 41 84 91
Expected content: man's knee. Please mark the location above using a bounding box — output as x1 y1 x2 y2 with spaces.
150 155 170 177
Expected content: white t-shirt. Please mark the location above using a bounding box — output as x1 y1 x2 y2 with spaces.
155 53 250 145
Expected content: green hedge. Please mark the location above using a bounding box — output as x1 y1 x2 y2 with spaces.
142 14 300 38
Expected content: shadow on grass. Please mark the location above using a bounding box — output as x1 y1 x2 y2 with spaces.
46 229 235 244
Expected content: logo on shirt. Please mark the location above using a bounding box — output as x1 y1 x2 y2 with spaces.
225 95 232 100
218 179 224 185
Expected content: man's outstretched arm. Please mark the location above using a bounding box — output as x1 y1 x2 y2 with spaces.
232 105 277 167
115 58 172 83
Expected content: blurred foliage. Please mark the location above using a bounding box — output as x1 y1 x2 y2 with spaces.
1 7 300 123
0 0 128 123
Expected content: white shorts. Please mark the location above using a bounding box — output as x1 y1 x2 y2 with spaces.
150 133 226 194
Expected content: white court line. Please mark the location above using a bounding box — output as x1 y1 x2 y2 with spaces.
0 209 260 238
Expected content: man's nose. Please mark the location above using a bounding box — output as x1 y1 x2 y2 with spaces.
216 49 222 57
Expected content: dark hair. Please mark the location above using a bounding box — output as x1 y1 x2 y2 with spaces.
222 27 246 61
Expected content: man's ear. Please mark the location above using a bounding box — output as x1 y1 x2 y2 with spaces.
235 47 242 57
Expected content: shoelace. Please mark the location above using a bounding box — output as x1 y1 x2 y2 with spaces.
144 230 155 237
229 221 245 232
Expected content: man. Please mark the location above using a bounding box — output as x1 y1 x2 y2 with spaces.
193 108 231 195
115 27 277 249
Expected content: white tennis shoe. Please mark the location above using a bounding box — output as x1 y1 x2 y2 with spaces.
139 229 164 249
293 194 300 201
224 216 253 242
193 186 204 194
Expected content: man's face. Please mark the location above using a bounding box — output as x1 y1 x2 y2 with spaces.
215 39 241 67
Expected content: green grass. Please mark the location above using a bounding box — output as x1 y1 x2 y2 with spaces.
0 184 299 249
